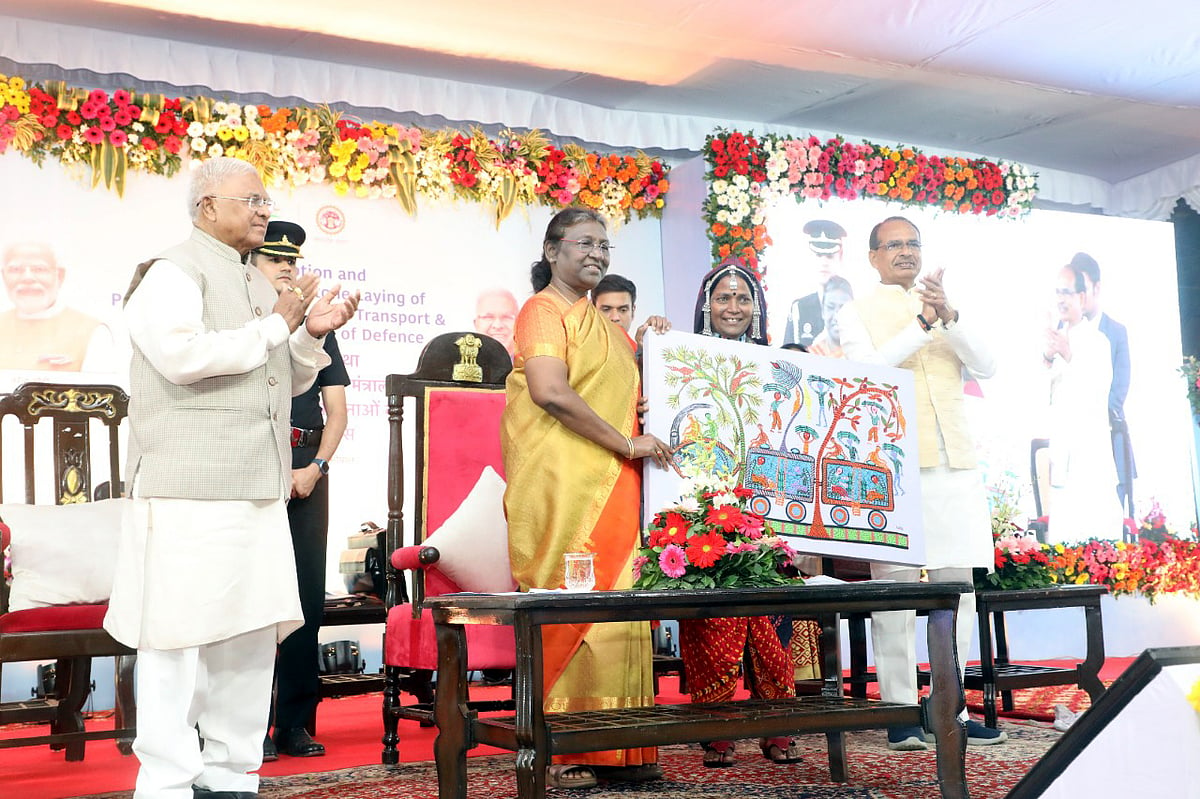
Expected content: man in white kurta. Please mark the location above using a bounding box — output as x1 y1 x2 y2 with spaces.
104 157 358 799
1044 263 1124 544
837 216 1005 751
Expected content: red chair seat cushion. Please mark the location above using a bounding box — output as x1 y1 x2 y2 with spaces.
385 604 515 671
0 602 110 633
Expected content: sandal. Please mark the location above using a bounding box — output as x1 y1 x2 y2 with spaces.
759 736 803 764
546 764 598 789
701 740 736 768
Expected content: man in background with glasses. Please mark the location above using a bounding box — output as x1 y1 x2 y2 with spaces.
837 215 1005 751
106 157 359 798
0 240 116 372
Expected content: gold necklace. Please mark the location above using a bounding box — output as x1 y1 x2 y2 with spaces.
548 282 581 305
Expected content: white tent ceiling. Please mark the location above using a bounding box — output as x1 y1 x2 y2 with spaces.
3 0 1200 214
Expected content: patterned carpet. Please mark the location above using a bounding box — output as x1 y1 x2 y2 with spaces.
232 719 1060 799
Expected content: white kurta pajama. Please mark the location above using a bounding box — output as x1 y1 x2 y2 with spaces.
105 247 328 798
838 284 995 708
1046 318 1124 544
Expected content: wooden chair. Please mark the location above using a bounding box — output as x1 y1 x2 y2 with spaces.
380 332 516 765
0 382 136 760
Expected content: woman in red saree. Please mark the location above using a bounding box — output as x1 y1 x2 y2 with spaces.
679 257 812 767
502 208 674 789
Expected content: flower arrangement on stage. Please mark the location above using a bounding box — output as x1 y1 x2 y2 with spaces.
632 471 801 590
977 504 1200 603
1180 355 1200 418
703 128 1038 276
979 532 1055 591
0 70 669 226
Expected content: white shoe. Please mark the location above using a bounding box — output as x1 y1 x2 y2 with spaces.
1053 704 1079 732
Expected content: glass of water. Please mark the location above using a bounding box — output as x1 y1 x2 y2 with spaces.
563 552 596 592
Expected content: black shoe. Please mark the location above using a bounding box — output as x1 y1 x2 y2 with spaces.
274 727 326 757
262 733 278 762
193 788 259 799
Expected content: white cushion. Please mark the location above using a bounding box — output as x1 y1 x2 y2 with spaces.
422 466 515 593
2 499 128 612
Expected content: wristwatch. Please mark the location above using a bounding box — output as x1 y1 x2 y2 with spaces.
312 458 329 476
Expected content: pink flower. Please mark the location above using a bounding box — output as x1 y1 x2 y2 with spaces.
632 555 649 581
87 88 108 105
83 126 104 145
737 513 765 540
109 129 127 146
113 89 130 106
658 544 688 579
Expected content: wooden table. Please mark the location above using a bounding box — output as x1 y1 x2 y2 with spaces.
969 585 1107 728
425 582 973 799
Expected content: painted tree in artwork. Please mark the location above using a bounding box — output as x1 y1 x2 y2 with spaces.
662 346 764 471
764 360 808 451
808 377 906 538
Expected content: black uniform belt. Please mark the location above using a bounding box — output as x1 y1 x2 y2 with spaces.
290 427 323 448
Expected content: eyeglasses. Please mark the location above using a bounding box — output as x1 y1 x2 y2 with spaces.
202 195 276 211
1054 287 1080 296
561 239 614 255
874 239 922 253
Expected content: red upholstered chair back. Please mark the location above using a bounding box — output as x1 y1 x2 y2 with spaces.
384 332 513 611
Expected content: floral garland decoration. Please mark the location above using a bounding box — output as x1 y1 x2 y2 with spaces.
703 129 1038 276
633 471 800 590
0 71 670 227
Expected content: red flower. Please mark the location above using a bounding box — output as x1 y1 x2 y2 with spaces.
66 110 82 125
705 504 745 533
55 124 73 140
162 135 182 154
652 512 691 548
141 137 158 151
686 530 727 569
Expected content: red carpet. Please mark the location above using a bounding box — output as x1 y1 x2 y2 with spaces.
1 658 1132 799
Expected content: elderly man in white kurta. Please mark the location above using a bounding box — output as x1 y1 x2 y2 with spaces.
105 157 359 799
837 216 1006 751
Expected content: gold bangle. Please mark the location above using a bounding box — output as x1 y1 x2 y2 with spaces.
626 436 635 459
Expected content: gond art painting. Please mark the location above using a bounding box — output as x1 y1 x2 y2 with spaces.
642 330 925 565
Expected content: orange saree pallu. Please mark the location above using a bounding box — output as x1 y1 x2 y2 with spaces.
503 292 655 768
679 616 796 703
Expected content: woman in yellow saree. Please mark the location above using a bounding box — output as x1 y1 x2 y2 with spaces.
502 208 675 790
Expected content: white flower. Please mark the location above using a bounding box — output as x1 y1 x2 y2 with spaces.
243 104 259 119
208 143 224 159
712 179 728 194
189 137 207 153
187 121 205 138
